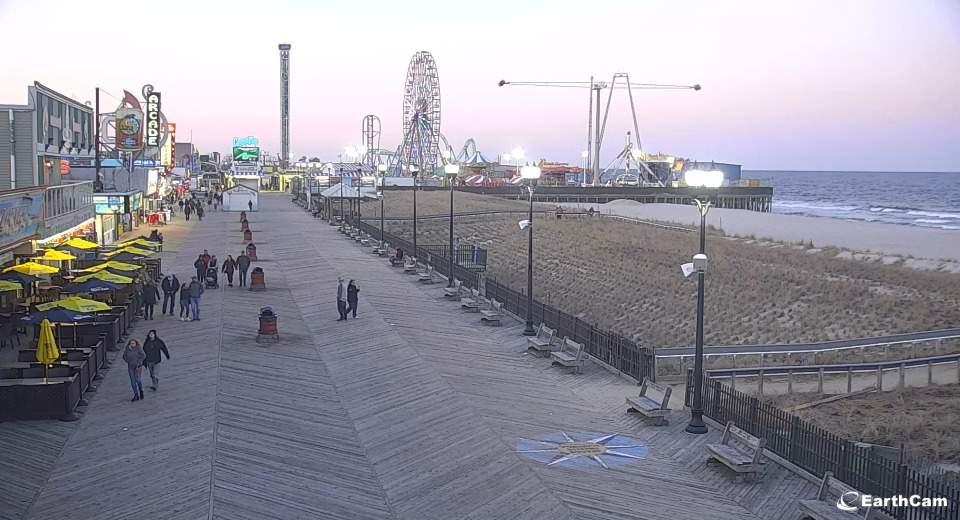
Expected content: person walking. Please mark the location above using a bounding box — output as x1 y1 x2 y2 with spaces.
161 274 179 316
184 203 192 221
336 277 348 321
188 276 205 321
236 251 251 288
346 280 360 318
194 255 207 283
222 255 236 287
142 330 170 391
248 199 253 212
142 280 160 320
178 281 191 321
122 339 145 402
197 205 204 221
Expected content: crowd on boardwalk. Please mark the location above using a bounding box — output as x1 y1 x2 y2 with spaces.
120 189 256 402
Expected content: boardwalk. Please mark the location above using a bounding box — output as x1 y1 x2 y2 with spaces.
1 194 817 520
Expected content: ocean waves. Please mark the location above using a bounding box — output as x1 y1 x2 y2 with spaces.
773 200 960 230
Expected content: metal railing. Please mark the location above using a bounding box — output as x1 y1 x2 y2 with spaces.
685 370 960 520
356 219 656 382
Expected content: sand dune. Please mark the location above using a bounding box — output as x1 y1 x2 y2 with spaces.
565 201 960 264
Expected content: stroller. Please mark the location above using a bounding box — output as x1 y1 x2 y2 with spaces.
205 266 219 289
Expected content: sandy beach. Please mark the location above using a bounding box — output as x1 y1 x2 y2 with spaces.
562 201 960 266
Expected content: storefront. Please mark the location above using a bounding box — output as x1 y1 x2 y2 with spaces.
93 191 143 244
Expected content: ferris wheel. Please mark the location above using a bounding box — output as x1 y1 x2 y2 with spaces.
399 51 441 175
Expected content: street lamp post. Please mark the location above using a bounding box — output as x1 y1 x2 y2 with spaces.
378 163 388 250
520 164 542 336
339 165 345 231
356 164 362 228
410 164 420 257
683 165 724 435
444 163 461 287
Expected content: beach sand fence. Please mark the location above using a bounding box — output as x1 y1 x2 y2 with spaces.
686 371 960 520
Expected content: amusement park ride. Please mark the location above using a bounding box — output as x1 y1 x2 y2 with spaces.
340 50 701 189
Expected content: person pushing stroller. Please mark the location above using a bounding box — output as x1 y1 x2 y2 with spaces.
205 255 219 289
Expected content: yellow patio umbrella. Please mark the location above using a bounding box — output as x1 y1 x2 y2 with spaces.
37 296 112 313
37 319 61 378
0 279 22 292
35 249 77 261
63 237 98 249
117 239 160 249
3 262 60 275
105 246 155 257
74 271 134 284
78 260 141 273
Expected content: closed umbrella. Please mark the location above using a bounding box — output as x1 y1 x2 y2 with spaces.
3 262 59 275
37 296 112 313
37 319 60 380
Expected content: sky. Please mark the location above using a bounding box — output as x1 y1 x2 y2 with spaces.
1 0 958 171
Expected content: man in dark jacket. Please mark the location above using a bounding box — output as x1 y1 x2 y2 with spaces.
142 281 160 320
194 255 207 283
142 329 170 391
160 274 179 316
236 251 251 288
188 276 205 321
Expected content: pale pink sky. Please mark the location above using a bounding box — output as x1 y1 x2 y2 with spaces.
1 0 958 170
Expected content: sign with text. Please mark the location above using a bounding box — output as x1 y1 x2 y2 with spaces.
232 136 258 148
115 107 144 151
145 92 162 147
0 190 43 249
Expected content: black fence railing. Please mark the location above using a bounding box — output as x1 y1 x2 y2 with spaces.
356 220 655 383
685 369 960 520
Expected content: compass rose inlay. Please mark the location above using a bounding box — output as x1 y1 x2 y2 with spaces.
516 431 649 470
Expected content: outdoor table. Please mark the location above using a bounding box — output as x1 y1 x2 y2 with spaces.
0 375 82 420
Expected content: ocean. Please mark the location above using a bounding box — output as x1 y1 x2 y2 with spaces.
744 170 960 230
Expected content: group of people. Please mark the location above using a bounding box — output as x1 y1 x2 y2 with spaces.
336 277 360 320
121 330 170 402
191 249 251 289
179 192 222 221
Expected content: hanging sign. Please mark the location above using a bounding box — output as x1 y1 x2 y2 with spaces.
115 107 144 151
145 92 162 147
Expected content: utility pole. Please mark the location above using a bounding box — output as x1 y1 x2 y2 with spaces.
94 87 101 191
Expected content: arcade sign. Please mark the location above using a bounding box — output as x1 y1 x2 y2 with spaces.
145 92 162 147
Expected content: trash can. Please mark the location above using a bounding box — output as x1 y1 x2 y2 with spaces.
243 229 252 242
246 243 258 261
241 219 249 232
240 211 247 221
250 266 265 291
256 305 278 343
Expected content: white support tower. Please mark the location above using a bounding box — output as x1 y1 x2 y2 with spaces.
278 43 291 170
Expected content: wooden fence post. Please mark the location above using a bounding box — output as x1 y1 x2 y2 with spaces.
928 361 934 386
876 367 883 391
788 370 794 394
898 362 905 390
730 372 736 391
817 368 824 394
758 370 765 396
846 367 853 394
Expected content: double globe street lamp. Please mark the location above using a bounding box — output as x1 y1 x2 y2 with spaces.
519 164 542 336
378 163 388 251
409 164 420 257
682 164 724 435
444 163 461 287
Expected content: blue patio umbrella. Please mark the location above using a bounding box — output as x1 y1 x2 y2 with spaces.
25 308 96 324
62 279 122 294
0 271 41 285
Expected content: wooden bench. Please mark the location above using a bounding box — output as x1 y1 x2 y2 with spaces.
461 288 481 312
706 421 766 479
798 471 875 520
480 300 503 326
443 279 462 299
418 265 435 283
626 377 672 425
550 337 585 374
526 324 557 356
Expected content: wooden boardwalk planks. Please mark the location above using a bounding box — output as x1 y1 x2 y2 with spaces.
1 195 817 520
